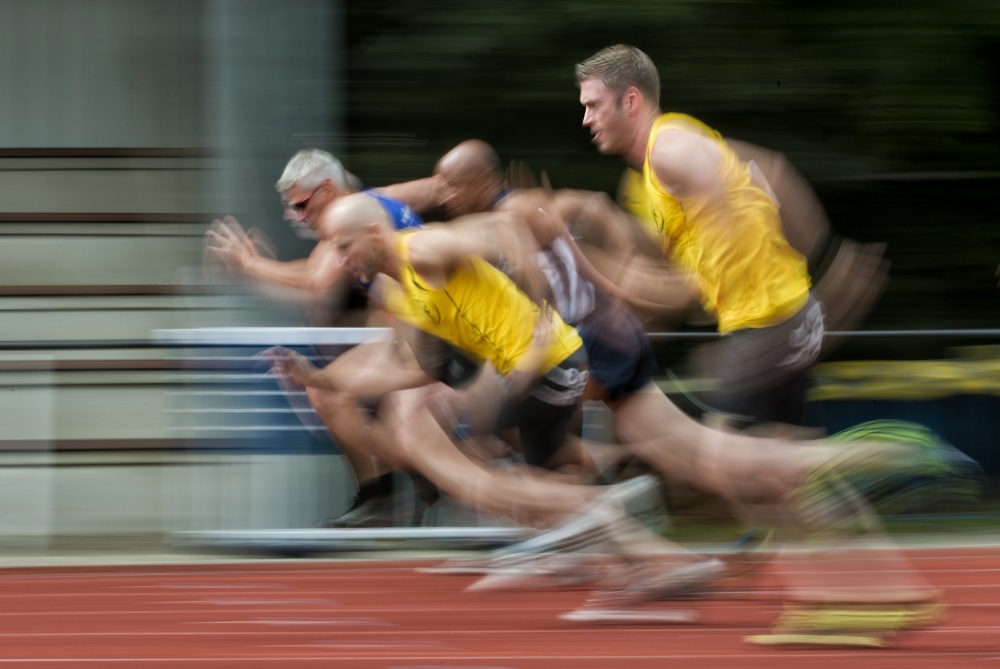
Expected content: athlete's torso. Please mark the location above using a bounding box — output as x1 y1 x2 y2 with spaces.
535 236 598 327
386 232 583 377
632 113 811 332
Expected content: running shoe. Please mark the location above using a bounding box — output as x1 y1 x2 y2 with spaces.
829 420 984 515
491 475 659 560
745 597 947 648
316 492 401 528
561 558 725 623
465 553 607 591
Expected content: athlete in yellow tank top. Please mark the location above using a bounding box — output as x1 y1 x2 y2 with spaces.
628 113 811 334
384 231 584 379
578 45 824 426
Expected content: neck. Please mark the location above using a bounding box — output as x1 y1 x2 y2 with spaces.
623 108 660 170
383 235 403 282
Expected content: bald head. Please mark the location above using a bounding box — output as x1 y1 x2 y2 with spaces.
317 192 388 239
436 140 500 178
434 140 505 216
318 193 395 284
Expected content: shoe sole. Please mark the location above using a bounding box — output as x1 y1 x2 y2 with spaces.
745 633 886 648
417 562 491 575
561 608 697 624
465 567 557 592
776 600 947 633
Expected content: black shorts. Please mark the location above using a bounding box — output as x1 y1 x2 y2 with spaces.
493 346 589 468
408 330 483 389
712 294 825 426
579 298 657 402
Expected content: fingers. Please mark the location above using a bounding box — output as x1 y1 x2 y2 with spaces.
247 227 277 259
255 345 291 367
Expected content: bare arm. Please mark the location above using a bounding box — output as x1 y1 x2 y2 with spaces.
375 176 449 215
242 240 348 293
726 138 829 261
649 129 726 202
205 216 350 296
555 188 650 258
409 213 543 294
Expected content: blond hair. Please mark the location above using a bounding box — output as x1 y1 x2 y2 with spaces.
575 44 660 106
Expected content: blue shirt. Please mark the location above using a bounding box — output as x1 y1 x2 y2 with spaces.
364 189 423 230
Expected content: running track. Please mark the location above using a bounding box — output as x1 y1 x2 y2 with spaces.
2 547 999 668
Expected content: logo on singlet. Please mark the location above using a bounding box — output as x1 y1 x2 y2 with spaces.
417 300 441 325
652 208 667 235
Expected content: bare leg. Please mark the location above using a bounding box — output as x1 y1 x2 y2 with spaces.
609 382 936 603
380 386 597 527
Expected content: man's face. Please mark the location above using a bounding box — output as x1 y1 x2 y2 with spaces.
283 179 335 229
436 167 493 217
333 227 381 284
579 78 630 156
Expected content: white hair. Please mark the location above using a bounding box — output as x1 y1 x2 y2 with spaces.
275 149 350 193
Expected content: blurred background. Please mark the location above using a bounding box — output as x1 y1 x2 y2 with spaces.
0 0 998 547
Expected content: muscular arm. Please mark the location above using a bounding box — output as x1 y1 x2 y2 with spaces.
408 213 543 294
726 138 829 261
649 129 726 202
205 216 350 305
376 176 449 215
243 240 349 293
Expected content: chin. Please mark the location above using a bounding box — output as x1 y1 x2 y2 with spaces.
595 141 616 156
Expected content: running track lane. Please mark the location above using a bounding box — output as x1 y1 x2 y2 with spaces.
1 547 999 668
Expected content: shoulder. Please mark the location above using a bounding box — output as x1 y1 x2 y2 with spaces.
649 128 722 198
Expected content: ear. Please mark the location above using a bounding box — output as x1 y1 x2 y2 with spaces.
318 178 337 199
624 87 641 113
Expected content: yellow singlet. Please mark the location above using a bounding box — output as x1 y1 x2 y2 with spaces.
636 112 811 333
384 232 583 377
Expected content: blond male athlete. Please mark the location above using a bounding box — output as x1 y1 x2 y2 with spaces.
573 43 946 645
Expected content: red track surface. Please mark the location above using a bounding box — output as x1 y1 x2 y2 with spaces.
1 547 999 668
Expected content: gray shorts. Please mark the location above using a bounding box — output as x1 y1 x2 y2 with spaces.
704 294 824 426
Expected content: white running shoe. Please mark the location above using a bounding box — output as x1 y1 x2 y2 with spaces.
491 479 653 560
465 553 604 592
563 557 726 623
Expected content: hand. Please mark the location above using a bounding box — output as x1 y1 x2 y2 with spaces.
257 345 318 387
203 215 262 278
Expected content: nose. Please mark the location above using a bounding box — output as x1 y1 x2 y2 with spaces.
283 206 304 224
582 108 593 127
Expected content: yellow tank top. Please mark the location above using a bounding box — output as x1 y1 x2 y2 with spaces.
385 232 583 377
638 113 811 333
